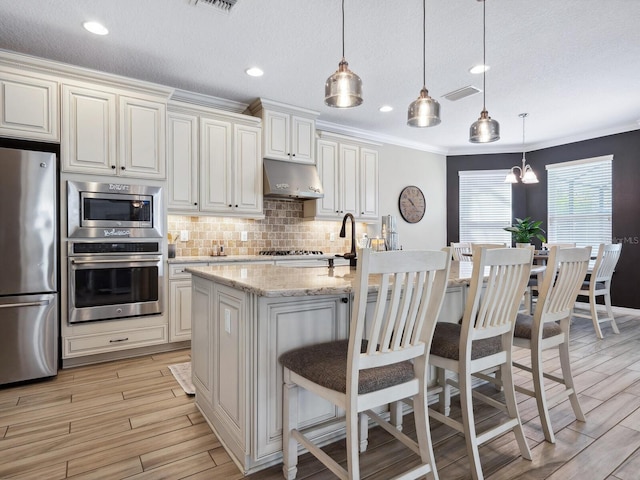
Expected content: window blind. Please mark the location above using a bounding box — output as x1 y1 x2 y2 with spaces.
546 155 612 248
459 170 512 244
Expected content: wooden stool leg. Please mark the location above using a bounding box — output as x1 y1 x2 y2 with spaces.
282 372 299 480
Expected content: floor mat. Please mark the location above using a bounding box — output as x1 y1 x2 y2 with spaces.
168 362 195 395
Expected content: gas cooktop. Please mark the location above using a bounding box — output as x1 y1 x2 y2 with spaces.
258 250 324 256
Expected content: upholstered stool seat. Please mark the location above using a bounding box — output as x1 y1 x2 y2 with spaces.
279 339 414 395
513 313 562 340
430 323 501 360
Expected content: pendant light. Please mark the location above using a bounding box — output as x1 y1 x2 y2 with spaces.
407 0 440 127
505 113 539 184
325 0 363 108
469 0 500 143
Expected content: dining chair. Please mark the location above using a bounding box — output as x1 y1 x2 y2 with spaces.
574 243 622 339
428 246 533 480
280 247 452 480
511 246 591 443
451 241 472 261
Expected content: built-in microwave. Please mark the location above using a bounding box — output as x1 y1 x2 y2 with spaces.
67 181 163 238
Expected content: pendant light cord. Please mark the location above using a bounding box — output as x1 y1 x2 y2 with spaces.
422 0 426 87
341 0 345 59
482 0 487 110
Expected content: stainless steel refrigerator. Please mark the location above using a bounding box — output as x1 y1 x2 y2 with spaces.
0 147 58 385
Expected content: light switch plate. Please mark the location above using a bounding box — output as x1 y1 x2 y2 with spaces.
241 231 248 241
180 230 189 242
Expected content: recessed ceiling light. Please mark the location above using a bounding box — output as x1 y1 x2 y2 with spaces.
245 67 264 77
83 21 109 35
469 64 490 74
379 105 393 113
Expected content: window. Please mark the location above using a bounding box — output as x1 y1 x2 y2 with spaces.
459 170 512 244
546 155 612 248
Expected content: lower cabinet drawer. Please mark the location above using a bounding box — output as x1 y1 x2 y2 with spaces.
64 325 168 357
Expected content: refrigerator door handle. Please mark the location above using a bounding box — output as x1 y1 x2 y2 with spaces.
0 299 51 309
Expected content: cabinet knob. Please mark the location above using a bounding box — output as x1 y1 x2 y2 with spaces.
194 202 198 206
335 210 339 213
235 204 238 208
229 204 232 207
341 297 348 304
292 153 296 157
111 165 116 169
121 166 125 170
361 212 364 215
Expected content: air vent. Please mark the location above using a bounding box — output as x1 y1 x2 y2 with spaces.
188 0 237 12
442 85 482 102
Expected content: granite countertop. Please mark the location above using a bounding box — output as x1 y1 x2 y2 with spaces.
186 261 477 298
168 254 344 265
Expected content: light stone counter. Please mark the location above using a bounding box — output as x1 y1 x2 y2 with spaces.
186 260 477 297
168 253 344 265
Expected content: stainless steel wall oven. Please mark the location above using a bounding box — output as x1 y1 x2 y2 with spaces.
68 241 163 324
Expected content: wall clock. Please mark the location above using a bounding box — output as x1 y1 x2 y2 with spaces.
398 185 426 223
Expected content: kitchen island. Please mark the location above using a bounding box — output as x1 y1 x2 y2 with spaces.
187 261 476 474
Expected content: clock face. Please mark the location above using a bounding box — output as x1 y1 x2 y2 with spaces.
398 186 426 223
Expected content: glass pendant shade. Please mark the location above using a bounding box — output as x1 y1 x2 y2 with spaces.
522 163 539 183
325 59 363 108
469 110 500 143
504 170 518 184
407 87 441 127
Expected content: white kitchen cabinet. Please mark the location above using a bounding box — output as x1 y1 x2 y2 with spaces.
167 103 262 217
168 263 203 342
247 99 318 164
192 276 249 459
0 69 59 142
304 132 380 221
61 82 167 179
167 111 199 211
61 84 117 175
192 275 214 400
119 95 166 178
255 295 349 462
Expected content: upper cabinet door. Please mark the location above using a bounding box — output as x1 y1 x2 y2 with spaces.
339 143 359 216
233 123 262 214
359 148 379 219
200 117 233 213
0 71 59 142
61 84 117 175
291 115 314 164
263 110 290 161
119 96 166 179
314 139 340 218
167 111 199 212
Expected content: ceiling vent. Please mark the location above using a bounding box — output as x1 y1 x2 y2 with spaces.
187 0 237 12
442 85 482 102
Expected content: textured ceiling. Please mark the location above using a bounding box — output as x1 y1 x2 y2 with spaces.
1 0 639 154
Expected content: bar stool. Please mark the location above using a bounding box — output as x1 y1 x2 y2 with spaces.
428 246 533 480
280 248 452 480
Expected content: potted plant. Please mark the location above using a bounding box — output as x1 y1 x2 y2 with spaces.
504 217 546 247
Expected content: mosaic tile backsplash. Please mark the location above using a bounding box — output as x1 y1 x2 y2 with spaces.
168 199 370 257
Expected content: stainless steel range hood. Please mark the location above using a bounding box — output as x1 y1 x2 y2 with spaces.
263 159 324 199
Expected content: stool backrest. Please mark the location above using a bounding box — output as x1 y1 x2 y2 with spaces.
349 248 451 374
536 246 591 323
464 247 533 341
592 243 622 283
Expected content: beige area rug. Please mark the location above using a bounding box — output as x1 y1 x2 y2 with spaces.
168 362 195 395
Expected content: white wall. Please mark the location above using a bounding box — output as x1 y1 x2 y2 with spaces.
376 144 447 250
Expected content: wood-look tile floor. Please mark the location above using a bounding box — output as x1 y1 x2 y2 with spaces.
1 312 639 479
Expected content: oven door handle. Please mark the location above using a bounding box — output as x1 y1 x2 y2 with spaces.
70 257 162 265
